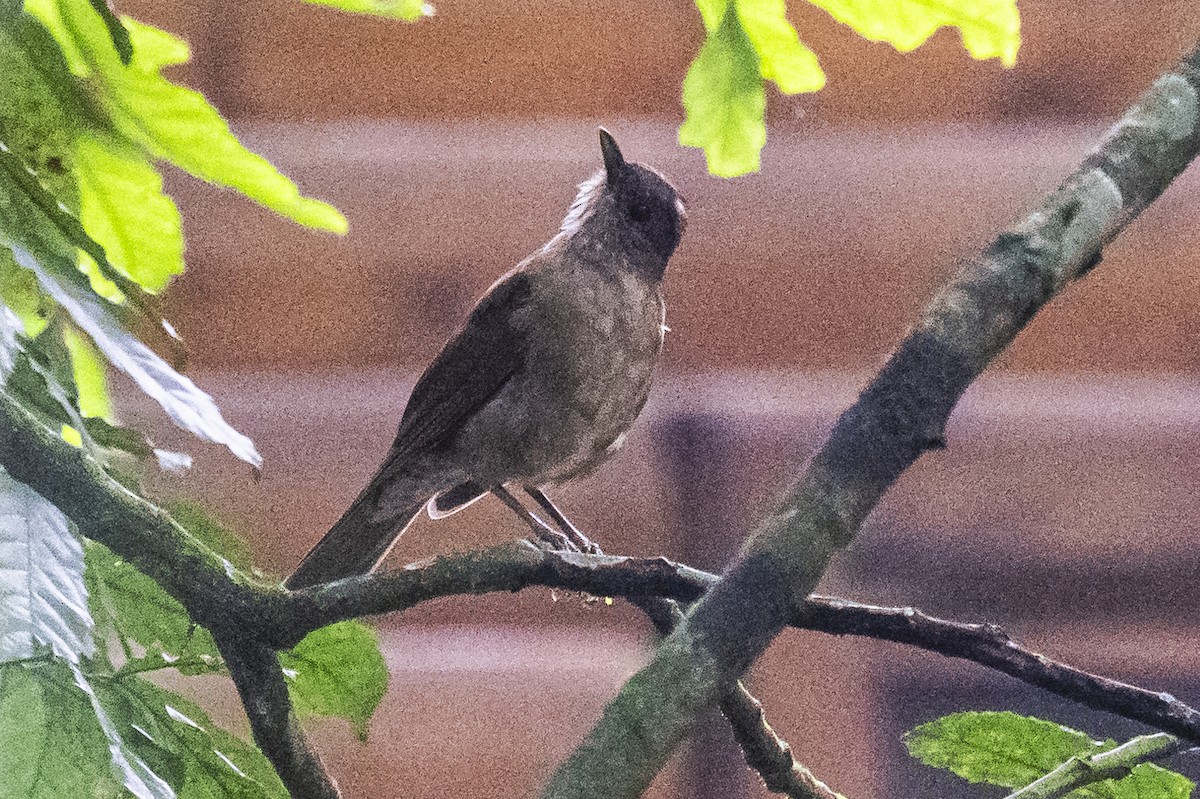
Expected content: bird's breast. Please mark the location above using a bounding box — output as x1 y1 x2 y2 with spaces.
516 266 665 483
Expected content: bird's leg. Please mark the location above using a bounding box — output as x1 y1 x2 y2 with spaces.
525 488 601 555
491 486 576 552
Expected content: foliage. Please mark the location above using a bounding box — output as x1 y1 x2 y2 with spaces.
0 0 412 794
906 711 1194 798
681 0 1022 175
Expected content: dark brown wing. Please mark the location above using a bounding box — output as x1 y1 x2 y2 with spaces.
388 270 533 464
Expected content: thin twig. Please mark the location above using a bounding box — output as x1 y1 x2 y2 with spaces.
631 595 844 799
797 598 1200 746
8 381 1200 794
1004 733 1185 799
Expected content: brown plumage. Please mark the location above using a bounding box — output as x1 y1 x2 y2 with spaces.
285 130 686 590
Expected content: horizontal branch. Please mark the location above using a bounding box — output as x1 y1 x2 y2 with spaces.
290 544 1200 750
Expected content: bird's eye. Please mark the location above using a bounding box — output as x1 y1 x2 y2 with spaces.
629 204 649 223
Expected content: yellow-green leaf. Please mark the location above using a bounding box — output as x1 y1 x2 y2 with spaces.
25 0 349 234
301 0 432 21
62 324 109 419
679 2 766 177
282 622 388 741
75 135 184 293
737 0 824 94
809 0 1020 66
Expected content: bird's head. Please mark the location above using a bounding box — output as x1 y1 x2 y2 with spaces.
558 129 687 279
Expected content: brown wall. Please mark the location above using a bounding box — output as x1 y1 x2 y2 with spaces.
107 1 1200 797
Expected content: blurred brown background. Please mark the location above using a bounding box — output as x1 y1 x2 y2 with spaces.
113 0 1200 796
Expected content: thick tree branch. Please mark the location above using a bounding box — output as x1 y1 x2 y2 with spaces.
0 389 331 793
6 369 1200 797
6 378 1200 798
541 41 1200 799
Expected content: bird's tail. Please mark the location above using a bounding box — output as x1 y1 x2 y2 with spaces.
284 472 430 590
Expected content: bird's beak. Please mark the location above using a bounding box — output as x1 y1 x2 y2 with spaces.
599 128 624 186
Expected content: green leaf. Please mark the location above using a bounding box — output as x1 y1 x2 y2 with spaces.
2 322 89 442
94 676 289 798
0 249 51 336
0 9 89 207
0 466 94 663
1101 763 1194 799
0 116 146 306
281 621 388 740
10 246 262 467
26 0 348 234
84 539 224 675
737 0 824 94
301 0 432 21
809 0 1021 66
63 322 110 418
0 660 124 797
86 0 132 64
906 712 1196 799
680 1 766 177
905 711 1099 786
75 134 184 293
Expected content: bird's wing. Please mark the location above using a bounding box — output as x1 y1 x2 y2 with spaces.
387 269 533 465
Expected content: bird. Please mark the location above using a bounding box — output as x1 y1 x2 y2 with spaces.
284 129 687 590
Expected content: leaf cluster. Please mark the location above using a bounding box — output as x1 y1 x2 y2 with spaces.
0 0 413 795
680 0 1021 175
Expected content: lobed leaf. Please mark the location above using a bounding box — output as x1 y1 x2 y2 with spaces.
809 0 1020 66
680 2 766 177
737 0 824 94
75 134 185 294
25 0 348 234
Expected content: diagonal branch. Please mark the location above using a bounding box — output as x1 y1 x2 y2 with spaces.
540 39 1200 799
1003 733 1186 799
630 595 845 799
